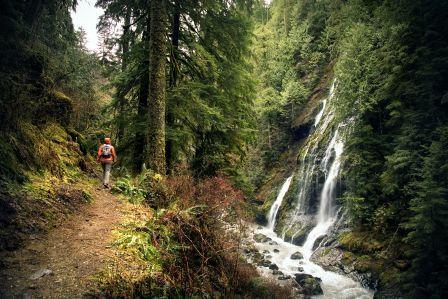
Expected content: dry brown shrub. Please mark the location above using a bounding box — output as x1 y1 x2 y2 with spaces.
146 171 291 298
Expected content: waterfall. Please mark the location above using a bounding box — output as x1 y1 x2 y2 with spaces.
302 129 344 259
281 81 336 239
314 99 327 127
250 79 373 298
266 176 293 230
314 80 336 127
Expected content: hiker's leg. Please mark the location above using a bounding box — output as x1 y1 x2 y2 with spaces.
104 163 112 186
102 163 107 185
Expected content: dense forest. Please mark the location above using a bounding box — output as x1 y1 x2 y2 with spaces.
0 0 447 298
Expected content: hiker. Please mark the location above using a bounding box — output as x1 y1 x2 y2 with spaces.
97 137 116 188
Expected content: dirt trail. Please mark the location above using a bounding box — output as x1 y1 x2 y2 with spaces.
0 188 137 298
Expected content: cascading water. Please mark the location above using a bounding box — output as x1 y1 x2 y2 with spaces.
246 80 373 298
266 176 293 230
282 81 336 240
302 129 344 259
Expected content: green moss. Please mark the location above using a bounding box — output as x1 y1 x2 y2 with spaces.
339 231 383 253
354 255 373 272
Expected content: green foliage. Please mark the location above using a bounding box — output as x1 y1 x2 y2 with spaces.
403 126 448 297
329 0 448 295
109 172 290 298
249 0 332 174
112 176 146 204
97 0 256 178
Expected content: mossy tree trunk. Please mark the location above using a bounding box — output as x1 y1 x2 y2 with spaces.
117 6 131 146
133 15 150 174
147 0 167 174
166 0 180 174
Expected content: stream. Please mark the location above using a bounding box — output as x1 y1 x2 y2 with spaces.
248 224 373 298
244 80 374 298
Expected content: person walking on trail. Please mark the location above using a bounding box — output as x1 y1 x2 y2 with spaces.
97 137 116 188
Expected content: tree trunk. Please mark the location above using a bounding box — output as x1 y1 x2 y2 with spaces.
133 16 151 174
117 6 131 146
166 0 180 174
147 0 167 174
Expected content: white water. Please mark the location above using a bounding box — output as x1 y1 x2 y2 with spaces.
267 176 293 230
252 79 373 298
314 80 336 127
250 225 373 299
251 131 372 297
301 129 344 256
314 99 327 127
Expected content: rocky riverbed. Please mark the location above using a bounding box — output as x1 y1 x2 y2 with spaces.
242 225 374 299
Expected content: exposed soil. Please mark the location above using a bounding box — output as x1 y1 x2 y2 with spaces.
0 187 142 298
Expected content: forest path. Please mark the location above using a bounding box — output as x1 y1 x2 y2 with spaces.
0 187 141 298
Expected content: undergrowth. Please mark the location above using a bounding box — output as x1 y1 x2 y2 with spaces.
97 169 292 298
0 121 98 250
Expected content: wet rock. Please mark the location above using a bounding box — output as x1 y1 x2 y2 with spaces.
253 233 269 243
273 249 280 253
30 269 52 280
269 263 279 270
252 252 263 263
294 273 323 296
272 270 283 275
294 273 322 284
257 226 264 230
269 241 278 245
255 213 267 226
265 255 272 260
262 250 270 254
313 235 326 250
258 260 272 267
282 215 315 246
297 267 304 272
278 275 291 280
290 251 303 260
311 247 343 270
312 247 377 289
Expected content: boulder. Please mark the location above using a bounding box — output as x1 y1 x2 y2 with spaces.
252 252 263 263
273 249 280 253
290 251 303 260
269 241 278 245
294 273 323 296
297 267 304 272
272 270 283 275
258 259 272 267
255 213 267 226
269 263 279 270
313 235 326 250
253 233 269 243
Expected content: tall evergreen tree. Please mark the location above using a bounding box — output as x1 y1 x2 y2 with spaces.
147 0 167 174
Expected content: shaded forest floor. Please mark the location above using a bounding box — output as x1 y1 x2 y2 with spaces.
0 186 148 298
